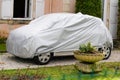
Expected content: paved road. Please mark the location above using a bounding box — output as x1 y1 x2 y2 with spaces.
0 50 120 70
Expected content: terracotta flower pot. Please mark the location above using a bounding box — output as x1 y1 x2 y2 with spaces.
73 50 104 63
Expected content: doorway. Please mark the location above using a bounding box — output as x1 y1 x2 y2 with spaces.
13 0 31 18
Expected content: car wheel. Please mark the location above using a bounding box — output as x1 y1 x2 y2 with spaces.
103 47 111 60
34 53 53 65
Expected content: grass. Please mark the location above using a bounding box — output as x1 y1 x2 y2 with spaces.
1 62 120 80
0 43 6 51
0 39 7 54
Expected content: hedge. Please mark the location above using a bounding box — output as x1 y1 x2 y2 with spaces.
75 0 102 18
117 0 120 40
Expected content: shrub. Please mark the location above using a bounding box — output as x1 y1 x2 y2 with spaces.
117 0 120 40
75 0 102 18
79 42 97 54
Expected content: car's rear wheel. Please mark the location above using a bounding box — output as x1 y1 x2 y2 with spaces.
103 47 111 60
34 53 53 65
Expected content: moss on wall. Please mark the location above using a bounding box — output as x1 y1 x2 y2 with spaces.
75 0 102 18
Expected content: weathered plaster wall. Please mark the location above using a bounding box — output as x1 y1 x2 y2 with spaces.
51 0 63 13
0 0 76 20
0 0 2 19
63 0 76 13
32 0 36 19
44 0 63 14
44 0 75 14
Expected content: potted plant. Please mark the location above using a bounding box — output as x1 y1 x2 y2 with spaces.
74 42 104 63
74 42 104 73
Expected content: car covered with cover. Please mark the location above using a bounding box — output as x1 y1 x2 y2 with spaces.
7 13 113 64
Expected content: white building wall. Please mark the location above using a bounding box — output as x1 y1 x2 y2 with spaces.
103 0 118 39
35 0 44 18
0 0 2 19
63 0 76 13
1 0 13 19
109 0 118 39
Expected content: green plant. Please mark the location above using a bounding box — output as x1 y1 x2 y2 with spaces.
79 42 97 54
0 38 7 53
117 0 120 40
75 0 102 18
1 63 120 80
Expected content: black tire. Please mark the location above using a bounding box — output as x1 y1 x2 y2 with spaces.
34 53 53 65
103 47 111 60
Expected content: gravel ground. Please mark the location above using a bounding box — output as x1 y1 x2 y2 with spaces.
0 50 120 70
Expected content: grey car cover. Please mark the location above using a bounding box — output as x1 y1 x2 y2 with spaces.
6 13 113 58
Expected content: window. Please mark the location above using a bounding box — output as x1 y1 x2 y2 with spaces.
13 0 31 18
1 0 32 19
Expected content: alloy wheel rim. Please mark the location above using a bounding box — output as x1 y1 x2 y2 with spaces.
103 48 110 58
38 53 51 63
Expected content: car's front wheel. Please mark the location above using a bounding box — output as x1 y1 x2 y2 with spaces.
103 47 111 60
34 53 53 65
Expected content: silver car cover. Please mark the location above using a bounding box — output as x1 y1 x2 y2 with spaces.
6 13 113 58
